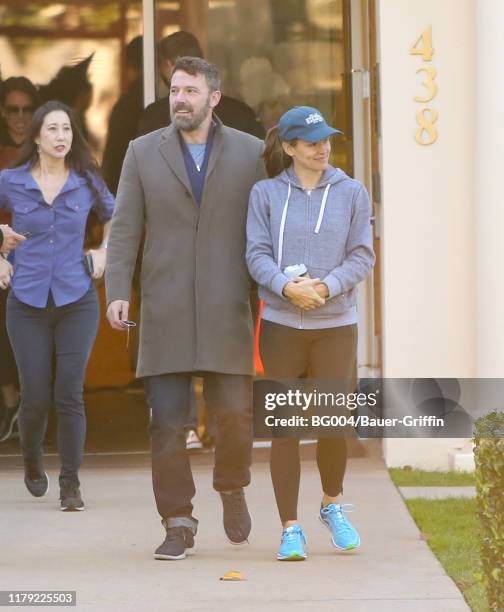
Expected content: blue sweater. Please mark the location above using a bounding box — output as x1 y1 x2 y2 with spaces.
178 125 215 206
246 165 375 329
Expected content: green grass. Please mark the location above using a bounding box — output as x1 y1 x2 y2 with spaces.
389 467 475 487
406 498 485 612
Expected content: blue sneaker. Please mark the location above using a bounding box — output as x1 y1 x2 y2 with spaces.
319 503 360 550
277 525 307 561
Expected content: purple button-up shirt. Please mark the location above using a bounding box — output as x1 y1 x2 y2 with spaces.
0 163 115 308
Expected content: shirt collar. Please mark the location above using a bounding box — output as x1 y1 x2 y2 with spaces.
7 162 87 194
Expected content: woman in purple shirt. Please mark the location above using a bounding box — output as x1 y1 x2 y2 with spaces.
0 100 115 511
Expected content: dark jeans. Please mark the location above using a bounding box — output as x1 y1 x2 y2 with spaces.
259 320 357 523
6 286 99 485
144 372 253 519
185 378 217 436
0 288 18 388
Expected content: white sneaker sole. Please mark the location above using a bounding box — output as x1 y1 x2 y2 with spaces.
154 547 195 560
60 505 84 512
319 516 361 550
225 535 249 546
276 553 307 561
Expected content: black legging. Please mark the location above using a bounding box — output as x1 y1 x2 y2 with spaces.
259 320 357 523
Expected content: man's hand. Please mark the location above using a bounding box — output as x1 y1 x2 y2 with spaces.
0 225 25 253
106 300 130 330
0 257 13 290
87 247 107 280
283 278 326 310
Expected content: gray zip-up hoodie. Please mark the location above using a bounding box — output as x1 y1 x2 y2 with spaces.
246 165 375 329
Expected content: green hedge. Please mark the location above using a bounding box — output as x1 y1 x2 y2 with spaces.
474 411 504 611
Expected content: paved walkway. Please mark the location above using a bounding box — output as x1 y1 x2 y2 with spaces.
0 447 470 611
400 486 476 500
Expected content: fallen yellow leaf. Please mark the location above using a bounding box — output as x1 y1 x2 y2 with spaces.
220 570 246 581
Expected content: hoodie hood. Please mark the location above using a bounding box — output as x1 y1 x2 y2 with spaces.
278 164 349 189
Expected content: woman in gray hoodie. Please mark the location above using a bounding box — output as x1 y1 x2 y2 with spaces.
246 106 375 561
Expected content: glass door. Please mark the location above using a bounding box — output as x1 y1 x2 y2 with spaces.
149 0 354 174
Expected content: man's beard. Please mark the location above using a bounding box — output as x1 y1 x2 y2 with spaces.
171 96 211 132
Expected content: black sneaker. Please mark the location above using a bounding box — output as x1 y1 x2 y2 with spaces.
155 522 196 561
24 458 49 498
60 483 84 511
0 406 18 442
219 489 251 545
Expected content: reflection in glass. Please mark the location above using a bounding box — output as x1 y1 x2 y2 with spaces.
153 0 352 173
0 1 142 157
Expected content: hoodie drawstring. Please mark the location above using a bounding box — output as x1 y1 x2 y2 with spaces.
314 183 331 234
277 181 332 267
277 182 291 267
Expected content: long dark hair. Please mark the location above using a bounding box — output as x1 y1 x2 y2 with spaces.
13 100 103 242
263 125 295 178
13 99 102 201
13 99 98 174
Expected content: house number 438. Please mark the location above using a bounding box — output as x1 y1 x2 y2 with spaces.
410 26 438 145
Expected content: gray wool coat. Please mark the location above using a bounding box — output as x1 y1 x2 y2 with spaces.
105 118 266 378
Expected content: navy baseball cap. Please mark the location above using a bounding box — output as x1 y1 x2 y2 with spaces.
278 106 342 143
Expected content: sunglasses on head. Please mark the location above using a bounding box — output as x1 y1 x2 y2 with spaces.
4 105 34 116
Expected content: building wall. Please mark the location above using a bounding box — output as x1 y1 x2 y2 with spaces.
376 0 476 468
474 0 504 377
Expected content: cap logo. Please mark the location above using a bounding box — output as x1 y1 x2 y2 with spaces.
305 112 323 125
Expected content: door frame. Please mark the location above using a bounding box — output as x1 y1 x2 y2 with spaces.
350 0 382 377
142 0 156 106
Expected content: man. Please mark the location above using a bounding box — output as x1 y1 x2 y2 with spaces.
105 57 266 560
102 36 144 195
0 225 25 253
138 32 264 451
137 31 265 139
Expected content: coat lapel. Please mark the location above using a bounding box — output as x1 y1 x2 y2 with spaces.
158 125 194 198
205 117 224 181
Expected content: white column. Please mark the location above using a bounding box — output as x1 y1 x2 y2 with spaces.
377 0 476 379
474 0 504 377
377 0 476 469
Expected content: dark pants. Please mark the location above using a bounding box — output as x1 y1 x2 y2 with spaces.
144 372 253 519
259 320 357 523
185 378 217 436
6 286 99 485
